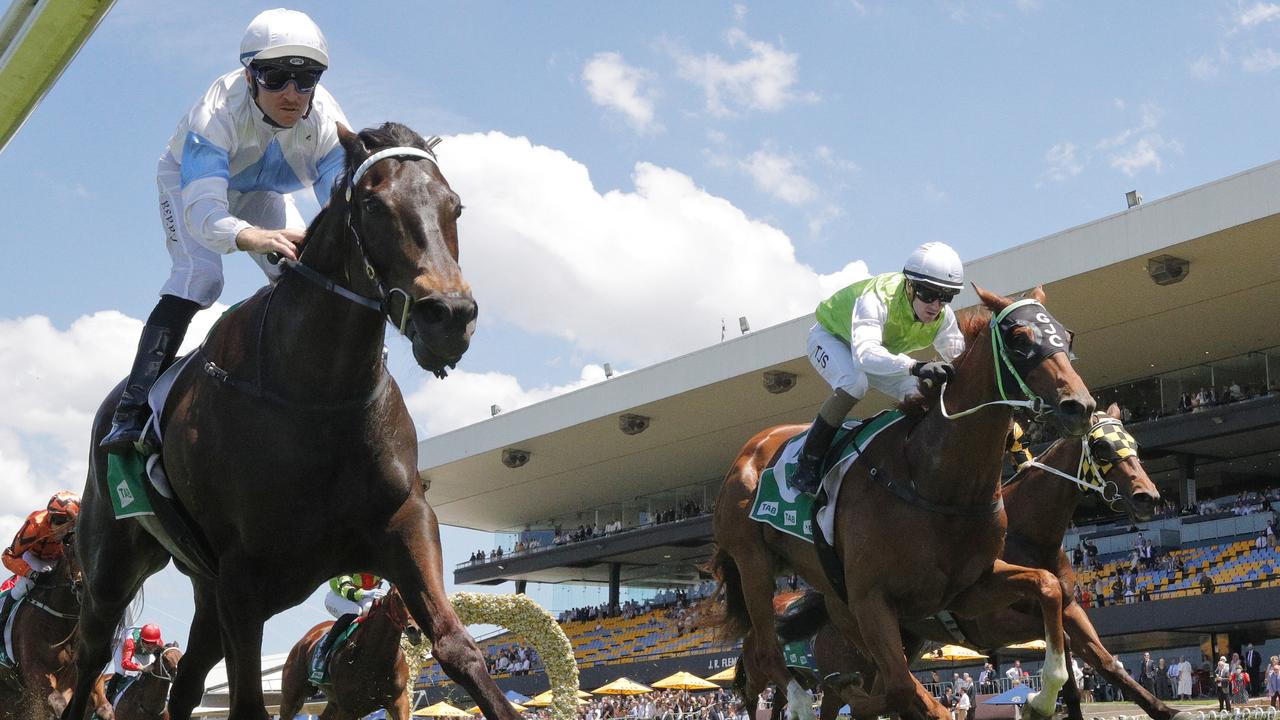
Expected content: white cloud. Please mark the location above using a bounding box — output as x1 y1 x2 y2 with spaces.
582 52 661 133
1242 47 1280 72
1238 2 1280 27
1042 142 1084 182
814 145 860 173
1109 135 1183 177
1191 51 1225 80
671 28 815 115
740 149 820 206
406 365 611 437
440 131 867 367
0 307 225 539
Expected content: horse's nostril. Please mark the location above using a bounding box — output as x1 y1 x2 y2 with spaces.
1058 399 1087 418
418 297 450 325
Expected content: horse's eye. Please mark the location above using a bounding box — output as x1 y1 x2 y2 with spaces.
455 203 464 220
362 196 383 215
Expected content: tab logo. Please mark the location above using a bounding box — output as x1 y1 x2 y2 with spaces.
803 520 812 535
758 501 779 517
784 510 797 526
116 480 135 508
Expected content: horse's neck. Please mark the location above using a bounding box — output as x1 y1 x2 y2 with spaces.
1003 441 1085 552
906 331 1009 502
260 208 387 402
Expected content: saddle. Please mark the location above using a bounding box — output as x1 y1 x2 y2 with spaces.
103 351 219 579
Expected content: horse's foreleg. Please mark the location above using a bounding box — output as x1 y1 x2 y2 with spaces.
826 593 942 720
1060 644 1084 720
1062 603 1185 720
168 579 223 720
731 549 812 720
384 500 519 720
214 572 269 720
389 682 413 720
949 561 1067 720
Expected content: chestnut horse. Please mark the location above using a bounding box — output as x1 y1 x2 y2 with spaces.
0 535 110 720
710 286 1094 720
278 586 422 720
740 404 1191 720
94 645 183 720
63 123 514 720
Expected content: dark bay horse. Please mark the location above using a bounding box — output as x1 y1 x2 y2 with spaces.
0 536 110 720
740 404 1189 720
63 122 515 720
94 645 182 720
278 586 422 719
710 286 1094 720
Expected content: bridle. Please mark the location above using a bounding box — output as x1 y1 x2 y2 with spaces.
133 646 182 717
277 139 449 339
939 299 1074 421
28 537 81 621
1016 413 1141 508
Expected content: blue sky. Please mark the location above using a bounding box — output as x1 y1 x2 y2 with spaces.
3 0 1280 653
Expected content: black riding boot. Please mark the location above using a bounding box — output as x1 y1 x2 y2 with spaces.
310 613 357 683
791 415 839 494
100 296 199 455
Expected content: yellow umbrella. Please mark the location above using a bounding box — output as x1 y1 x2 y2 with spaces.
592 677 654 695
706 665 737 683
414 701 473 717
651 671 721 691
466 702 526 714
920 645 988 662
524 690 588 707
1005 639 1047 651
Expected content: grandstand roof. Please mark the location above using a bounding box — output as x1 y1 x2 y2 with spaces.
419 158 1280 534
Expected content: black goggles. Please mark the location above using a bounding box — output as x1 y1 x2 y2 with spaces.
250 63 323 93
913 283 959 305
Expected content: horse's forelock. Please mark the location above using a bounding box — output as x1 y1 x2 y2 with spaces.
335 122 434 200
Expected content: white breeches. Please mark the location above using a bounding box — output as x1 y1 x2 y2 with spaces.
807 324 921 401
156 153 304 308
324 590 374 619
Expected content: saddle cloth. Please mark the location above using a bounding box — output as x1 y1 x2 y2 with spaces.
748 410 903 544
309 616 364 685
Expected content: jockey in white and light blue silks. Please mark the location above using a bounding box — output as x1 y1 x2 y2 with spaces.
102 8 351 454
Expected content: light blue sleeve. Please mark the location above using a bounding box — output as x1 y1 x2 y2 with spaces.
313 144 345 207
179 131 231 187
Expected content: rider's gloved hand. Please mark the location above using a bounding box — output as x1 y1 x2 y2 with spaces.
235 226 305 261
911 361 955 386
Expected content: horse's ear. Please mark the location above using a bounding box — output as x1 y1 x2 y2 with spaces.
1028 285 1047 304
1106 402 1122 420
972 283 1009 312
337 123 367 162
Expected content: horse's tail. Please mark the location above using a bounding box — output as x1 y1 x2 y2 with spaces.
112 588 146 655
732 651 749 699
775 590 829 643
702 546 752 643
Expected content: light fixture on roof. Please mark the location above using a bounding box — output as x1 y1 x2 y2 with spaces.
604 363 614 378
490 404 502 417
739 316 751 335
619 413 650 436
1146 254 1190 286
763 370 796 394
501 448 531 469
1126 190 1142 208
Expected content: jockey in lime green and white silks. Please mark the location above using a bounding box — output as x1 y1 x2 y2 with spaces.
324 573 385 619
810 271 964 402
790 242 966 494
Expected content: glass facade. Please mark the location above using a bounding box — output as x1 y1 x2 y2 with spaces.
1094 345 1277 420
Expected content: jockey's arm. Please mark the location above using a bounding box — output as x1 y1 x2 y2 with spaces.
932 306 965 362
329 575 365 602
1 514 42 576
120 637 143 672
849 293 915 376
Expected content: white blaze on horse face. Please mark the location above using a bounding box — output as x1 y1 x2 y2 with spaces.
785 679 816 720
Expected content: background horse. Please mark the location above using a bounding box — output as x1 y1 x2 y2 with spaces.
63 122 514 720
95 645 182 720
710 286 1094 720
739 404 1185 720
278 585 422 719
0 535 110 720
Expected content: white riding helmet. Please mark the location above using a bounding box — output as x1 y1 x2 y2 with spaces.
239 9 329 68
903 242 964 292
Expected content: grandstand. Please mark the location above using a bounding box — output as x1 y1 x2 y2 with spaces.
417 159 1280 696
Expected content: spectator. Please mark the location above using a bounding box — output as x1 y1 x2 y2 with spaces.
1200 574 1216 595
1216 656 1232 711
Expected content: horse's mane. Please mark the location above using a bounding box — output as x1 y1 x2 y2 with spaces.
897 305 993 420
